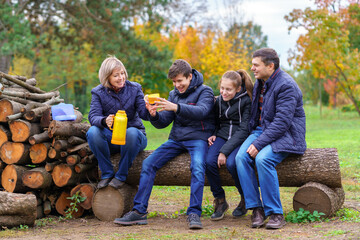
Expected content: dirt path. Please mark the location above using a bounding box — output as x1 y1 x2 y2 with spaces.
3 200 360 240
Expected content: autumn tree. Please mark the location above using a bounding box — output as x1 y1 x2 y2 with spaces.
285 0 360 115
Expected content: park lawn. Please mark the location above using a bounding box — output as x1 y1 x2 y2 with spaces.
145 105 360 215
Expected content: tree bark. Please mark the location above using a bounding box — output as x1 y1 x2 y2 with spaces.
0 191 37 227
92 184 138 221
293 182 345 218
112 148 342 188
22 167 53 189
48 120 90 139
0 99 24 122
70 183 96 210
40 108 52 128
29 131 51 145
9 119 42 142
54 139 69 151
68 136 86 145
67 142 89 154
29 142 51 164
1 164 31 193
0 141 31 165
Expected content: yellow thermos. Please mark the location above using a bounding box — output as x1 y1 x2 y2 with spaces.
110 110 127 145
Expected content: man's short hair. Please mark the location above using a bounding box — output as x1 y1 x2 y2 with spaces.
253 48 280 70
168 59 192 79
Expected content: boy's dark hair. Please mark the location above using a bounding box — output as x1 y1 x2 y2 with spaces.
168 59 192 79
253 48 280 70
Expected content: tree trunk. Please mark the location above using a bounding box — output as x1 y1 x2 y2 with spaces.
293 182 345 218
48 120 90 139
92 184 138 221
70 183 96 210
0 141 31 165
40 108 52 128
67 142 89 154
9 119 41 142
55 191 84 218
54 139 69 151
113 148 342 188
29 142 51 164
0 99 24 122
1 164 31 192
29 131 51 145
22 167 53 189
68 136 86 145
0 191 37 227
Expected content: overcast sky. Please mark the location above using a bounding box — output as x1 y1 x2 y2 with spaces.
210 0 316 69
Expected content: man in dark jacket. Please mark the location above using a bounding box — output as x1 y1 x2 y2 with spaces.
114 59 215 229
235 48 306 229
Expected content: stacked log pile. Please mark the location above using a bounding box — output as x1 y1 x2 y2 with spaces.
0 71 98 227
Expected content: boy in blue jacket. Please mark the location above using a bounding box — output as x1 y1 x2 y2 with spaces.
114 59 215 229
235 48 306 229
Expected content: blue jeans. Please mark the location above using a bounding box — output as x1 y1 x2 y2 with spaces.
235 126 289 216
87 126 147 181
133 139 208 216
205 137 243 199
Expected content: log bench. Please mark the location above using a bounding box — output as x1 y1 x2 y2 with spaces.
92 148 344 221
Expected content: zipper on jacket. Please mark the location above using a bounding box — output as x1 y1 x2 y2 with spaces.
201 121 204 131
228 120 233 140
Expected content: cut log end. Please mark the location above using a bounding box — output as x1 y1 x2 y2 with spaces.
92 184 137 221
293 182 345 218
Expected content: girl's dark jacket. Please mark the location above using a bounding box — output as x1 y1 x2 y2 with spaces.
88 81 150 135
213 88 252 156
150 69 215 142
249 68 306 154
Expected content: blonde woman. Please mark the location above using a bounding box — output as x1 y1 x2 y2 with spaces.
87 56 149 189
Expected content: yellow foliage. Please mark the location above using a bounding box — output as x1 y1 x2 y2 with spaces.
9 56 33 77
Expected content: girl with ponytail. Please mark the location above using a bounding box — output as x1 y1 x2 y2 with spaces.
205 69 253 220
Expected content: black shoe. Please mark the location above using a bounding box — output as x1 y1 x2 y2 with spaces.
232 198 248 217
114 211 148 226
251 207 266 228
187 213 203 229
97 178 112 189
108 178 125 189
265 214 286 229
211 198 229 221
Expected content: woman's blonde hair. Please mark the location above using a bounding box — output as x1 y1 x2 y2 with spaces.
98 56 128 88
221 70 254 99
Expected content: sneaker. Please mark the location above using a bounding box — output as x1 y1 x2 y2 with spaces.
187 213 203 229
114 211 147 226
265 214 286 229
251 207 266 228
109 178 125 189
97 178 112 189
211 198 229 221
232 198 248 217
